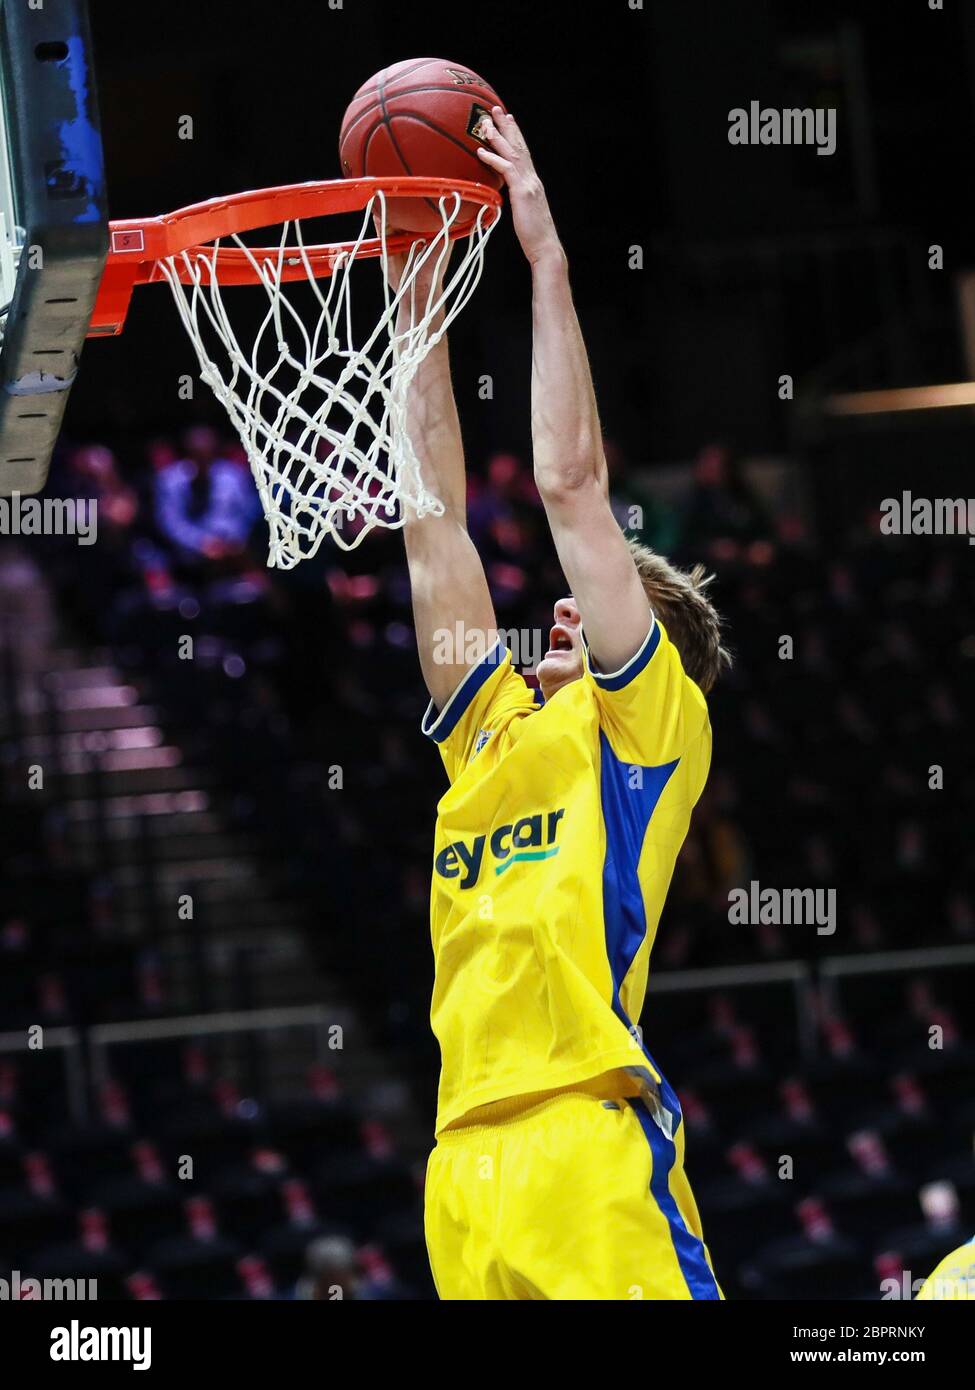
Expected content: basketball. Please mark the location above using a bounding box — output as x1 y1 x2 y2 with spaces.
338 57 506 234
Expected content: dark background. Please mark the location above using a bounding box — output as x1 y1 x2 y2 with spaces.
78 0 975 465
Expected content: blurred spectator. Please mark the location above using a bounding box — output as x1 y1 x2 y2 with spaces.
67 444 139 538
154 425 261 562
468 451 540 547
606 438 681 553
684 442 770 564
294 1234 362 1301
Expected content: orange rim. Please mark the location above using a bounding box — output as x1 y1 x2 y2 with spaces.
90 175 502 334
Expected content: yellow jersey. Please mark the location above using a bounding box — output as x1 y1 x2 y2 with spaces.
421 617 711 1135
916 1239 975 1299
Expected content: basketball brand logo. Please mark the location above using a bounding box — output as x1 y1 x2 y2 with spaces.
467 105 492 143
445 68 479 86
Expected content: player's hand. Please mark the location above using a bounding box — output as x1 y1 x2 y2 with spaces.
476 107 562 267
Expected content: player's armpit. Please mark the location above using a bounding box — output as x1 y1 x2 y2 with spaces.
584 613 710 769
422 641 537 783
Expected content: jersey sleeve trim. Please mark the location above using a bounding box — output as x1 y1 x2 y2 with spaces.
583 615 660 691
421 638 506 744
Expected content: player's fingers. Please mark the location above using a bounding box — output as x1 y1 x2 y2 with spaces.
476 146 514 175
480 112 518 162
494 106 527 154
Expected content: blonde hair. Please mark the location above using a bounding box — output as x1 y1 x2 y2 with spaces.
627 539 732 693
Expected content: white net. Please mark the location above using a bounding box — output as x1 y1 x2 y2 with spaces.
159 189 497 567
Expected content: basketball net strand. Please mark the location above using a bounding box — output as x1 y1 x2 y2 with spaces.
158 191 497 567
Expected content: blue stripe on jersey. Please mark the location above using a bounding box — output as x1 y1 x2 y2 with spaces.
627 1098 720 1300
586 619 661 691
598 729 677 991
598 730 720 1300
421 639 506 743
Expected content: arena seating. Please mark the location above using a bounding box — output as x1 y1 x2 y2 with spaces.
0 433 971 1299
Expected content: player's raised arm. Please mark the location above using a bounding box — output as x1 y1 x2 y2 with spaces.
387 248 498 709
478 109 652 675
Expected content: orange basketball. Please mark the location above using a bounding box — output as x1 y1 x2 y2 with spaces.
339 57 506 234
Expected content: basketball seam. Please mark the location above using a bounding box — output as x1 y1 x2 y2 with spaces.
387 109 488 220
341 84 502 148
340 100 383 146
387 110 489 165
351 70 493 222
386 59 478 96
360 116 387 178
377 67 414 179
353 58 438 104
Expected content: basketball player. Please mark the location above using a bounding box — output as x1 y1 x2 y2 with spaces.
916 1237 975 1299
393 108 729 1300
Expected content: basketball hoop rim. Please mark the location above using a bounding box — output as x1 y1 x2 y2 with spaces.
87 173 503 562
114 175 499 271
90 175 502 336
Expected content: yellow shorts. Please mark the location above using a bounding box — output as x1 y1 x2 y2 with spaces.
424 1076 722 1300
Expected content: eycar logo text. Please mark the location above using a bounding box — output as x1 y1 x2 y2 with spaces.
435 809 565 888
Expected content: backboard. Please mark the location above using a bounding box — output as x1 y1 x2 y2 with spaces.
0 0 108 495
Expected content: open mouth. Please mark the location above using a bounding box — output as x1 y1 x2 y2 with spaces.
545 625 575 658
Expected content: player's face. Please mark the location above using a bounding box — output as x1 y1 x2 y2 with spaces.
537 596 584 700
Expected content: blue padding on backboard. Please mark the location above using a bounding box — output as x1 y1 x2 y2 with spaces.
0 0 108 494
